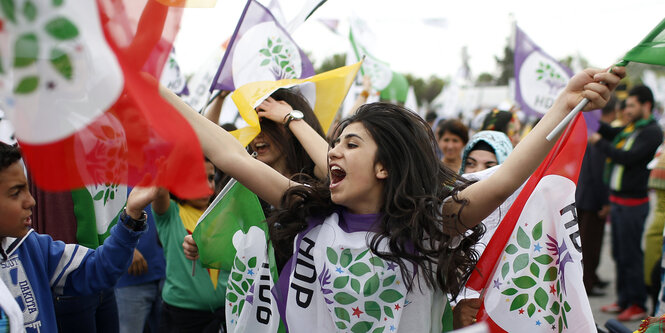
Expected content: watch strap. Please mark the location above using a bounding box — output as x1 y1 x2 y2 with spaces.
284 112 300 129
120 208 147 231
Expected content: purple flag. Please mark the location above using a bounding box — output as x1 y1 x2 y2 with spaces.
514 25 574 118
210 0 314 92
513 25 600 134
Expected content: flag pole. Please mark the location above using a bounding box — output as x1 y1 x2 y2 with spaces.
545 64 624 141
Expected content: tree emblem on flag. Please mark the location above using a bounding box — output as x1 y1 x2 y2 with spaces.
324 246 405 332
258 36 298 80
2 0 79 94
535 62 566 95
92 183 120 206
227 228 263 319
498 221 572 333
227 253 258 317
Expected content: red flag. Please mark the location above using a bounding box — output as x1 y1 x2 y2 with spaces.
0 0 209 198
466 113 594 332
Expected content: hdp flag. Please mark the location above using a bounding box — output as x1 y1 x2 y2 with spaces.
0 0 210 198
514 25 574 118
619 18 665 66
230 61 362 147
193 179 284 333
71 184 127 248
193 178 267 271
466 113 594 332
160 47 188 96
210 0 315 92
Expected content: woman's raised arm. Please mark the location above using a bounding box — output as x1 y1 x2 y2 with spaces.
159 85 293 207
444 67 625 233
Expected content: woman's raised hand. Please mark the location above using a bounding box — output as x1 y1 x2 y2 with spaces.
257 97 294 124
559 67 625 112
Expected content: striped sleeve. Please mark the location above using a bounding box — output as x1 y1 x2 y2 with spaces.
49 244 90 295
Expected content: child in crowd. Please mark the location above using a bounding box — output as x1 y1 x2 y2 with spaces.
0 142 148 332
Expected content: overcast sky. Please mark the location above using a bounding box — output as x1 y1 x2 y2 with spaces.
173 0 665 80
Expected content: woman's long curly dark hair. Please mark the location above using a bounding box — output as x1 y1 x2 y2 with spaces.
267 103 484 300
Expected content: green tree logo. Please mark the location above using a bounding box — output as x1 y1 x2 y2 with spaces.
258 36 298 80
535 62 566 95
2 0 79 94
498 221 572 333
227 254 258 318
324 246 405 333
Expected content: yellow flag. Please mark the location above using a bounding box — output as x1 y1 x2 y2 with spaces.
230 61 363 147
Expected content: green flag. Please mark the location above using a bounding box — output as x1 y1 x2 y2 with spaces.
71 184 126 249
619 18 665 66
192 178 267 271
380 71 409 103
194 179 286 332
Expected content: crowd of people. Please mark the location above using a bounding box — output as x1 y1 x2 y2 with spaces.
3 59 664 333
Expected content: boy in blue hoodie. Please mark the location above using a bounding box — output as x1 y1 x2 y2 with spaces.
0 142 149 332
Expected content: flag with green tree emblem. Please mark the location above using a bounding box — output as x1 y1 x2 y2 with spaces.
0 0 211 199
466 113 594 332
192 178 284 332
514 24 573 118
348 17 409 104
210 0 315 92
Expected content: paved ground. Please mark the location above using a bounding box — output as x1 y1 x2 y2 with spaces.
588 224 646 332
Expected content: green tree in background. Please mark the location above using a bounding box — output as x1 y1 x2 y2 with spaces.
405 74 445 106
494 42 514 86
476 72 495 86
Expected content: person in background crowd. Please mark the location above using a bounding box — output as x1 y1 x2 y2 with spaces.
459 130 513 175
453 130 515 329
645 144 665 315
576 95 617 297
593 86 664 321
437 119 469 172
481 109 522 147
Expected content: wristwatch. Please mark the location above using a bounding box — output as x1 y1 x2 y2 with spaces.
119 208 147 232
283 110 304 129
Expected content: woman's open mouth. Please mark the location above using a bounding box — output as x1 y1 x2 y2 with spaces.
254 142 269 154
329 165 346 188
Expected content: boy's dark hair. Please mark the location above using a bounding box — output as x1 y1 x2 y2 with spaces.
629 85 655 112
0 142 21 173
437 119 469 144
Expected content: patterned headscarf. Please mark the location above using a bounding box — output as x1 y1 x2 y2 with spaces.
460 131 513 174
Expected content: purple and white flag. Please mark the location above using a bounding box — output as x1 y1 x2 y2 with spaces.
514 25 573 118
513 25 601 134
160 47 189 96
209 0 314 92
